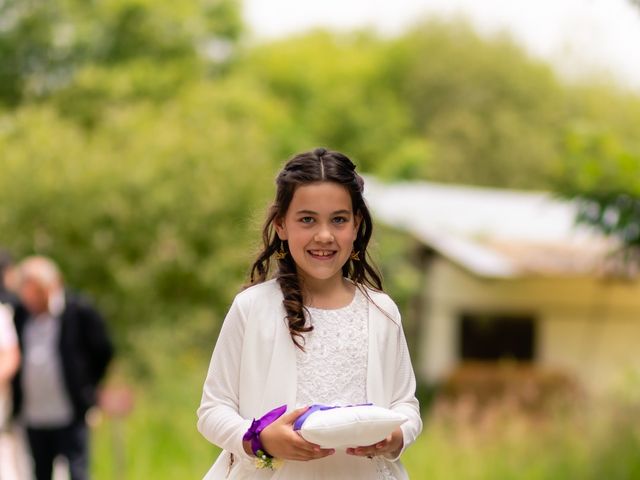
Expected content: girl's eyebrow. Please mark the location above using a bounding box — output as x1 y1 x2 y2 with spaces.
295 209 352 215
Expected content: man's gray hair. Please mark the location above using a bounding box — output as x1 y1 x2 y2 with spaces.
18 256 63 289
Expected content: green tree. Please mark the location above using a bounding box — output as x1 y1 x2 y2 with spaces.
0 0 242 108
552 79 640 265
379 19 569 188
0 78 290 345
232 29 433 179
553 124 640 267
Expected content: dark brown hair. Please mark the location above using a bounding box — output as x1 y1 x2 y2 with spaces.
248 147 384 349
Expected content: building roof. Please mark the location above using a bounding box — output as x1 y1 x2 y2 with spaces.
363 176 619 279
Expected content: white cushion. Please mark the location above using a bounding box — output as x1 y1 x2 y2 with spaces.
295 404 408 449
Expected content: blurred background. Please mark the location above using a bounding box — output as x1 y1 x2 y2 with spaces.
1 0 640 478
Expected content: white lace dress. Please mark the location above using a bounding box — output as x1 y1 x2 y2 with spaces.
270 287 397 480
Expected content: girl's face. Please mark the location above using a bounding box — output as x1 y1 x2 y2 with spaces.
275 182 361 287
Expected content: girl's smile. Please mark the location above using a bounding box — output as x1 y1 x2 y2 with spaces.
307 249 337 260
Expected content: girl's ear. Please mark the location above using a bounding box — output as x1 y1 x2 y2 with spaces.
274 216 288 240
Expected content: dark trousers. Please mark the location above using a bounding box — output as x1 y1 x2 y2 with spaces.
26 421 89 480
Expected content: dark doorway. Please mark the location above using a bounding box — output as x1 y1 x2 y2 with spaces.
459 312 536 361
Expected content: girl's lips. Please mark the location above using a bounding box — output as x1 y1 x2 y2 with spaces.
307 250 337 260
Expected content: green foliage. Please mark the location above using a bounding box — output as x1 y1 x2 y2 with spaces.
378 20 566 188
0 78 289 347
403 402 640 480
550 83 640 251
233 29 431 177
91 320 220 478
554 125 640 250
0 0 242 107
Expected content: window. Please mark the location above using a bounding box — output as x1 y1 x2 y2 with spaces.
459 312 536 361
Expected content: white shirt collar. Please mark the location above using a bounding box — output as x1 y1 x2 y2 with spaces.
47 288 66 318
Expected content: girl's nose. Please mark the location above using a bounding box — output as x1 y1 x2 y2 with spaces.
314 227 334 243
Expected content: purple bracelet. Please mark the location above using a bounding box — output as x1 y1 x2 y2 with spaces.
242 404 287 458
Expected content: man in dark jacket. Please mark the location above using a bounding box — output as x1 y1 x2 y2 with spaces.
11 256 114 480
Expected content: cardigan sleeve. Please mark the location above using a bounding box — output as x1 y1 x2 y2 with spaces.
196 295 255 462
384 302 423 462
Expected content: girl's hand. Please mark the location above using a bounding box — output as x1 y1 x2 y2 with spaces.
259 406 336 461
346 427 404 459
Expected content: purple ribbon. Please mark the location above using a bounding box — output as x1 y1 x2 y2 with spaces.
293 403 373 431
243 404 287 457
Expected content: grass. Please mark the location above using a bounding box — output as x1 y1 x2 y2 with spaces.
90 377 640 479
400 397 640 480
89 325 640 479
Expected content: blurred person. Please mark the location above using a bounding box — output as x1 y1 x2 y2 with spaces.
0 249 25 319
11 256 114 480
1 250 28 480
0 249 21 433
1 297 21 479
0 301 19 390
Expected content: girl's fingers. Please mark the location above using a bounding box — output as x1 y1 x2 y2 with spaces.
307 448 335 461
263 407 335 461
295 443 320 455
281 405 310 424
278 428 329 457
289 428 327 452
287 443 334 461
376 436 391 449
347 441 388 456
292 435 332 455
347 431 400 457
299 447 335 461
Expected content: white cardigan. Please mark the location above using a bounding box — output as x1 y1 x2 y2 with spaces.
197 278 422 479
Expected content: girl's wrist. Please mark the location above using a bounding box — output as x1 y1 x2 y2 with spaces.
383 428 404 460
242 439 253 457
242 405 287 461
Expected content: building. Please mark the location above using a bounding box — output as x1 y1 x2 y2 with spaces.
364 177 640 393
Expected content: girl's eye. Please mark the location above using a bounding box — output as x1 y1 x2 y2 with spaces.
300 217 314 224
333 216 348 224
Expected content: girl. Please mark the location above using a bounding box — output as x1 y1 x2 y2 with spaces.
197 148 422 479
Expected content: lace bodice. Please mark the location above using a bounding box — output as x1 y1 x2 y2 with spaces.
294 286 396 480
296 287 368 406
